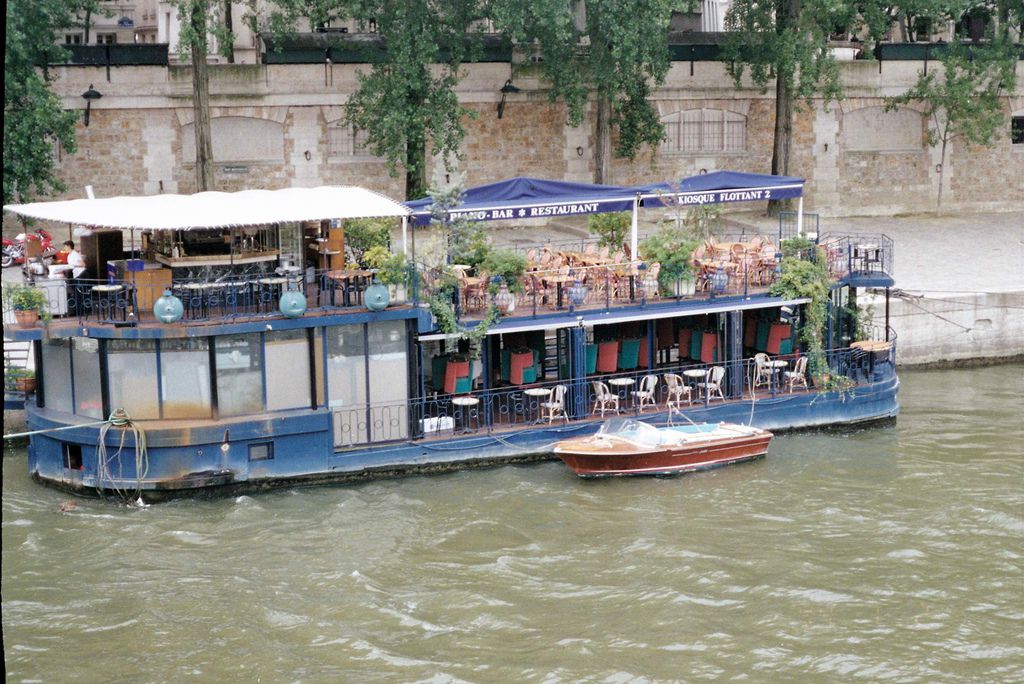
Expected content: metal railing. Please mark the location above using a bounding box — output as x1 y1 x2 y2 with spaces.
6 267 417 327
818 233 895 279
336 343 897 447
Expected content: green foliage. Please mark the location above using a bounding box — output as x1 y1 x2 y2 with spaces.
428 294 499 357
640 225 699 291
780 236 816 258
3 283 49 313
171 0 238 61
480 249 528 293
588 212 632 250
363 245 408 286
4 0 81 205
344 217 391 264
273 1 484 199
769 248 832 379
492 0 673 161
684 204 722 240
427 182 491 267
884 36 1018 210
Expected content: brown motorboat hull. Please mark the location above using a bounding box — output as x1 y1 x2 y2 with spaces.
555 432 772 477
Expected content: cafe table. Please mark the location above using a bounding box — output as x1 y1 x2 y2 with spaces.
523 387 552 423
608 377 635 408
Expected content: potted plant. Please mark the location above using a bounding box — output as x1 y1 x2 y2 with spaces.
3 283 48 327
8 367 36 393
481 249 527 314
364 247 409 304
639 224 700 297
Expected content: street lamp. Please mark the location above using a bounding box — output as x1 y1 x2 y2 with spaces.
82 85 102 127
496 79 519 119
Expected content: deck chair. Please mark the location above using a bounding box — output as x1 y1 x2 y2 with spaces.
752 352 772 392
697 365 726 402
541 385 568 423
618 338 641 371
664 373 692 410
631 374 659 411
592 380 619 416
785 356 809 393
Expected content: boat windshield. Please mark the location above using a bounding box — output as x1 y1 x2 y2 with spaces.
596 418 663 446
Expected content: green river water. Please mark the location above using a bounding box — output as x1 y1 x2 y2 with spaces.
3 364 1022 682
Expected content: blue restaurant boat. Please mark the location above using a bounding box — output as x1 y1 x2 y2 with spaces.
2 173 898 501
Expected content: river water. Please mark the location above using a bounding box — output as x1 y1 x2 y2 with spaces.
3 364 1022 682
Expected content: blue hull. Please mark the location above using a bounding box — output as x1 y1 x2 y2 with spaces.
25 373 898 501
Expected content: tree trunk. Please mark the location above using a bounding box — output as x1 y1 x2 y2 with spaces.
223 1 234 63
936 136 948 212
404 130 426 201
84 9 92 44
594 95 611 185
768 0 798 216
191 1 215 191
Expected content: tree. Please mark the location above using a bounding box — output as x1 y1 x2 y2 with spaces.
492 0 674 184
722 0 843 214
173 0 237 191
3 0 80 205
885 35 1018 210
276 1 484 200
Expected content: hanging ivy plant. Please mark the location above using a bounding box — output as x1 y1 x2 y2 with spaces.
769 247 832 380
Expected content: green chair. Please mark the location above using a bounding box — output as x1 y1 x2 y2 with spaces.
431 355 449 392
690 330 702 360
454 360 476 394
618 338 641 371
500 349 511 383
585 344 598 375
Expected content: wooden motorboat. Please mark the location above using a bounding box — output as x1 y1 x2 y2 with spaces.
554 418 772 477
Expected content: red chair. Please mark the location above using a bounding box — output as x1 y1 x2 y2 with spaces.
510 351 534 385
596 341 619 373
700 331 718 364
767 323 790 355
638 336 653 369
444 359 470 394
678 329 692 361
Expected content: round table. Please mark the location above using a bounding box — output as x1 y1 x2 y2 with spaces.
523 387 551 423
608 377 635 408
768 360 789 391
452 396 480 433
683 368 708 400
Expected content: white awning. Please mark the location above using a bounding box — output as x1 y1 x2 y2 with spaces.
3 186 410 230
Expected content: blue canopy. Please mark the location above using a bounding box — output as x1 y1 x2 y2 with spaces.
405 171 805 226
406 177 638 226
636 170 804 208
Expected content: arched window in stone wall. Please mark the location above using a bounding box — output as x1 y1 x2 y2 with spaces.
843 106 923 152
181 117 284 163
1011 109 1024 146
327 120 376 160
661 108 746 154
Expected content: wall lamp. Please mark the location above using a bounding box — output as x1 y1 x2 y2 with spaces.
82 85 102 127
496 79 519 119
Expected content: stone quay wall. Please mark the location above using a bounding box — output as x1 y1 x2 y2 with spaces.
36 59 1024 215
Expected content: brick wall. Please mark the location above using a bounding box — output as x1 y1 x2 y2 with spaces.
34 60 1024 215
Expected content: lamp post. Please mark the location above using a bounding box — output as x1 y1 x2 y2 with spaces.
82 85 102 127
496 79 520 119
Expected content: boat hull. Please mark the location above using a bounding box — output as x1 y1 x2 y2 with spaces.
554 431 772 477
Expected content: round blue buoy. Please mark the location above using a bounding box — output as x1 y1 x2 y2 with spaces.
364 281 390 312
279 290 307 318
153 290 183 324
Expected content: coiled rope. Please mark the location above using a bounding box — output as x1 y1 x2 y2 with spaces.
96 408 148 505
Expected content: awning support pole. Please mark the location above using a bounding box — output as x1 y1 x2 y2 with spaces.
630 195 640 260
401 216 408 255
797 196 804 237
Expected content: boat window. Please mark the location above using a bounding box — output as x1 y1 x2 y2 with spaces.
107 339 159 419
266 329 311 411
215 333 264 417
160 338 212 419
598 418 662 446
72 338 103 419
367 320 408 441
326 324 368 446
41 339 73 414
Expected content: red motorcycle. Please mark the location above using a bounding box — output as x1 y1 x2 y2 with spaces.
2 229 55 268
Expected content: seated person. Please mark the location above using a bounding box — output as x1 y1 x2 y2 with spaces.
50 241 88 279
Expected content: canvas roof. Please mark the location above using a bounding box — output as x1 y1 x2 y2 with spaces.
2 186 410 230
405 171 804 226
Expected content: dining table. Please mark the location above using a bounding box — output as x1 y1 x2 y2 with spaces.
326 269 373 307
